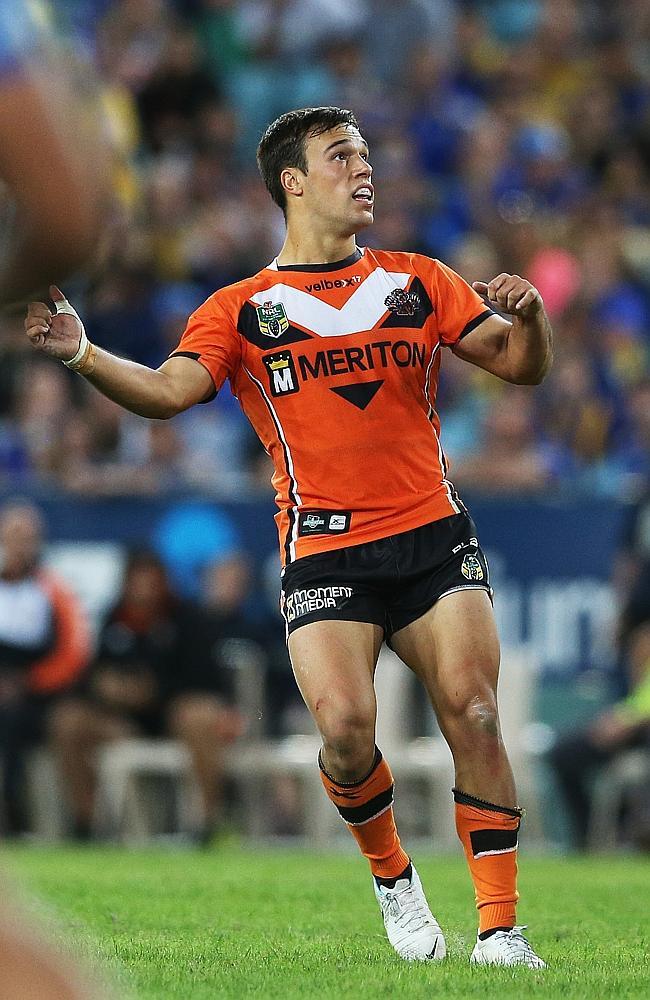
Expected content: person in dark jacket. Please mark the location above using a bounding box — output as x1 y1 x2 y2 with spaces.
49 548 244 840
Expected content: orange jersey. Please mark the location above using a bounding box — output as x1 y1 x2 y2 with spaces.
28 570 91 694
171 247 492 567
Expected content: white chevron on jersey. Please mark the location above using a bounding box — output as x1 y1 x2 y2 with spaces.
250 268 410 338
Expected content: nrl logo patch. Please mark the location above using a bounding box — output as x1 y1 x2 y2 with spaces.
256 300 289 338
461 553 484 581
384 288 420 317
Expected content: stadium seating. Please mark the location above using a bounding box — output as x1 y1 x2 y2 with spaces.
92 739 202 841
75 644 544 847
587 749 650 852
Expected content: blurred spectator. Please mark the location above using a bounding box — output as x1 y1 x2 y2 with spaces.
614 484 650 636
199 548 312 834
257 550 311 739
195 0 250 89
83 264 164 368
364 0 457 85
49 549 244 842
97 0 177 94
11 360 76 483
605 380 650 491
174 398 259 496
450 386 558 493
538 349 619 491
238 0 367 58
201 548 255 624
0 500 90 834
548 620 650 851
136 25 221 154
199 550 268 729
200 547 304 738
527 246 581 320
549 484 650 849
54 388 195 497
217 1 342 156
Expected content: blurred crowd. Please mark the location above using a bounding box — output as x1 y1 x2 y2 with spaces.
2 490 649 849
0 497 305 841
1 0 649 500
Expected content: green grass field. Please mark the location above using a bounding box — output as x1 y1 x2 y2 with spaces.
4 845 649 999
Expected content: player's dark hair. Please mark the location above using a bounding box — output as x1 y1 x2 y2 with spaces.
257 107 360 214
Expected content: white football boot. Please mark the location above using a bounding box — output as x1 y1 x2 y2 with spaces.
373 865 446 961
470 926 546 968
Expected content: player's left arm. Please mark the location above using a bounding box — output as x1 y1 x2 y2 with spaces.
452 274 553 385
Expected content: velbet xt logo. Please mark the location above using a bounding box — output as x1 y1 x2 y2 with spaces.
305 276 361 292
461 553 484 581
263 351 299 397
256 300 289 338
384 288 420 316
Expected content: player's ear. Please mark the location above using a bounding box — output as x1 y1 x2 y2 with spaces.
280 168 304 200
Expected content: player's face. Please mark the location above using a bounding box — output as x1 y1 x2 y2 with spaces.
301 125 374 234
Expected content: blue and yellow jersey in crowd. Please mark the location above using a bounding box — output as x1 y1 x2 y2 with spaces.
616 669 650 726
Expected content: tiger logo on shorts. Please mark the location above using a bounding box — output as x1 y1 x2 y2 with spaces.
461 553 484 581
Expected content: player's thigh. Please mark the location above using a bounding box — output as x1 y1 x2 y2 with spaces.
288 619 383 730
390 589 500 720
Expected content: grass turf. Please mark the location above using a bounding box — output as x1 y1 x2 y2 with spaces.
3 845 649 999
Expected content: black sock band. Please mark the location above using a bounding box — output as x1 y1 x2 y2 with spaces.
318 746 382 786
374 861 412 889
478 925 514 941
453 787 523 818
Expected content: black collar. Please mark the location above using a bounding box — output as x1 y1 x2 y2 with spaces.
276 247 363 273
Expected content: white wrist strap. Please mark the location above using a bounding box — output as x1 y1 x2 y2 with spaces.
57 297 89 368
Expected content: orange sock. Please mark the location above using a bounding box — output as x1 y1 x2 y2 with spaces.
319 747 410 879
453 788 521 934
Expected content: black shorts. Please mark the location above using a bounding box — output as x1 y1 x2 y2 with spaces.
280 512 492 641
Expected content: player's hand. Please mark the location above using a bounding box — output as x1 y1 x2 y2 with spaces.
472 274 543 318
24 285 83 361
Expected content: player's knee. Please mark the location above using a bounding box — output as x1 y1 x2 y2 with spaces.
319 705 375 763
441 688 500 741
468 693 500 736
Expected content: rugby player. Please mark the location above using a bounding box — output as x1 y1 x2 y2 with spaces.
25 107 552 968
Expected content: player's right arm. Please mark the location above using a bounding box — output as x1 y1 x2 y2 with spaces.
24 287 214 419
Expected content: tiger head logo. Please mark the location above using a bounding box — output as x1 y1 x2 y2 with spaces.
461 554 484 581
384 288 420 317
